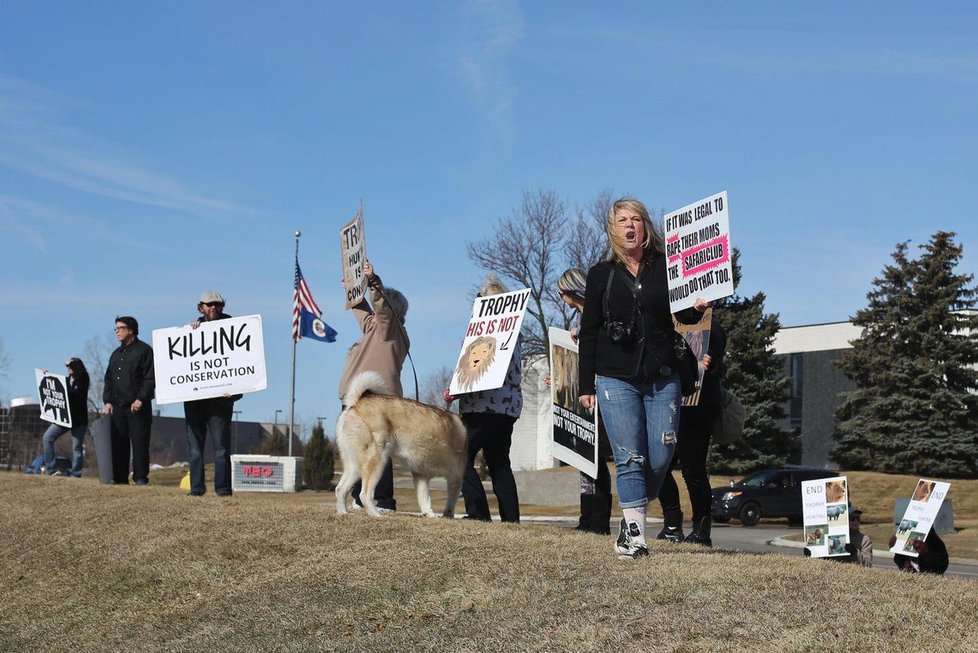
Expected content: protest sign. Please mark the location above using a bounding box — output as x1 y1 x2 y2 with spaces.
152 314 267 405
801 476 850 557
674 308 713 407
35 369 71 428
340 208 368 309
548 327 598 478
890 479 951 558
449 288 531 396
663 191 734 312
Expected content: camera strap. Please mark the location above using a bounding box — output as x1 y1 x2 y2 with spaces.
602 265 643 326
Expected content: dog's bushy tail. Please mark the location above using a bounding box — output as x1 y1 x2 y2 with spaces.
343 371 390 407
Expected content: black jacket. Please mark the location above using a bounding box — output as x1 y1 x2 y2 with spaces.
67 376 90 426
103 338 155 407
579 255 700 396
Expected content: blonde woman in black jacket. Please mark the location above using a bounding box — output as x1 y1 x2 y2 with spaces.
578 198 706 559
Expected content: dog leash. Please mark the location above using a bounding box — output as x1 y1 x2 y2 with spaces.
376 284 420 402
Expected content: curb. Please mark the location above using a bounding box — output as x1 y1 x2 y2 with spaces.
770 536 903 561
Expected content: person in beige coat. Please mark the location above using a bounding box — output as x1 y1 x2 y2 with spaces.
338 261 410 512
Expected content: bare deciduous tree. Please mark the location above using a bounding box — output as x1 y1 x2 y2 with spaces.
0 337 10 403
564 188 613 272
83 334 116 415
420 365 457 412
466 189 619 358
467 190 568 357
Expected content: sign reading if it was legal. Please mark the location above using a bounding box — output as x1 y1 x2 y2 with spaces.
663 191 734 312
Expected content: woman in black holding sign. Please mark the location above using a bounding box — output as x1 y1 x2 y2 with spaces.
42 358 90 477
578 198 707 559
555 267 612 535
655 312 726 546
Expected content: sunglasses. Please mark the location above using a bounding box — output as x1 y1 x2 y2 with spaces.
203 302 224 308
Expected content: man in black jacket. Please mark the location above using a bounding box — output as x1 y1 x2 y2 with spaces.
184 291 240 497
103 316 155 485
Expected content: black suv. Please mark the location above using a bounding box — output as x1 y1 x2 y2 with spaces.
711 466 838 526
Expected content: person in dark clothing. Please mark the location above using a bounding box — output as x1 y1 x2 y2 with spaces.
102 316 155 485
578 197 708 560
656 314 727 546
555 267 612 535
891 528 949 575
445 275 523 524
184 291 241 497
42 357 91 477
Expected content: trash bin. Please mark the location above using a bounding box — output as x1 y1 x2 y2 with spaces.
91 416 114 484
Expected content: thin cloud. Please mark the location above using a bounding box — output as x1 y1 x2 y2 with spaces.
447 0 525 136
0 72 245 215
0 194 144 252
0 201 46 253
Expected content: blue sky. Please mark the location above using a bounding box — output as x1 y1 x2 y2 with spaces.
2 2 976 434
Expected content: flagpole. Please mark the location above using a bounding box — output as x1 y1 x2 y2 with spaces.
288 230 300 457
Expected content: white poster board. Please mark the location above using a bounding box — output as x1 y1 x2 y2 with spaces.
449 288 531 396
152 314 267 405
35 369 72 428
801 476 850 558
663 191 735 312
548 327 598 479
890 479 951 557
340 208 368 309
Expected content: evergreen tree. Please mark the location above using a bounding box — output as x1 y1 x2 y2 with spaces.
834 232 978 477
302 422 335 490
709 250 800 473
259 426 288 456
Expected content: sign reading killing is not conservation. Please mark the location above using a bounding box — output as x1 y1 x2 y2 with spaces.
35 369 72 428
663 190 735 313
151 314 267 405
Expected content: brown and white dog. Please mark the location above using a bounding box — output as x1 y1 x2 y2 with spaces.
335 371 467 518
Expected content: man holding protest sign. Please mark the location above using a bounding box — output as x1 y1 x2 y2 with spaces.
338 261 410 513
183 291 241 497
103 316 155 485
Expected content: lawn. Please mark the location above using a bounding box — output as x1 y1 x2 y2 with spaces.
2 472 977 652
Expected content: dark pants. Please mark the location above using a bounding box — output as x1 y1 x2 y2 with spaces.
184 398 233 496
461 412 519 523
109 404 152 484
658 405 718 523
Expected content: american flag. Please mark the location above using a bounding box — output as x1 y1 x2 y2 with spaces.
293 258 322 342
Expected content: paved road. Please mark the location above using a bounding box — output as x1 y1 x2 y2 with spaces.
531 516 978 580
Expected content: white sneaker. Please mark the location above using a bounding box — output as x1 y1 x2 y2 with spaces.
615 518 649 559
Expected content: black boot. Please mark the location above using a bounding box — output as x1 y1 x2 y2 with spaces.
574 494 592 532
685 516 712 547
592 491 612 535
656 508 684 542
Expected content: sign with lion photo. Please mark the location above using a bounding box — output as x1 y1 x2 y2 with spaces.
449 288 531 396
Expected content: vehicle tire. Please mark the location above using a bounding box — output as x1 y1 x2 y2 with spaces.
713 516 731 524
739 502 761 527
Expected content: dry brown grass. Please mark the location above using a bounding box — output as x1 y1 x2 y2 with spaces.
2 472 978 653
